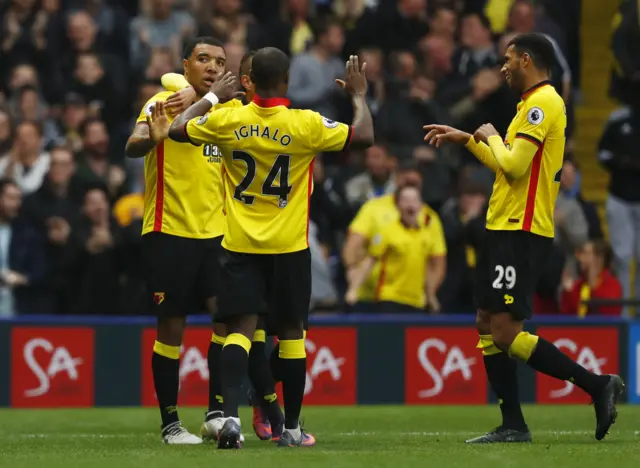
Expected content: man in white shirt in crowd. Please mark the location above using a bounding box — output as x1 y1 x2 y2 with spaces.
0 121 50 195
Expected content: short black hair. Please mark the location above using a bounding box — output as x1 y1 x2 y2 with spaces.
250 47 290 90
182 36 225 60
16 119 42 137
80 117 106 137
507 33 556 72
462 11 492 32
311 15 341 45
239 50 256 77
397 159 421 174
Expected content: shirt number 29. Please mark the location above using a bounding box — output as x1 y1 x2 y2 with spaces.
492 265 516 289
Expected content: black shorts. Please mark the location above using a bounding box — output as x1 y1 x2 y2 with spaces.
474 229 552 320
142 232 223 317
217 248 311 335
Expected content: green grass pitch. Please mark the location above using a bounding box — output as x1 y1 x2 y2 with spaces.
1 405 639 467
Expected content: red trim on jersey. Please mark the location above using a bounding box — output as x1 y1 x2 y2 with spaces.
252 95 290 108
153 141 165 231
521 80 552 100
306 159 315 246
522 142 544 231
374 251 389 301
516 133 542 147
221 165 227 216
342 126 354 152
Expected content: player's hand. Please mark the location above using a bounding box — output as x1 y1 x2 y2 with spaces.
336 55 368 96
423 124 470 148
165 87 196 117
210 71 245 103
473 123 500 144
345 289 358 306
146 100 170 143
427 295 441 314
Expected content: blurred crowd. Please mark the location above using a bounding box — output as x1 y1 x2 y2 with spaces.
0 0 626 318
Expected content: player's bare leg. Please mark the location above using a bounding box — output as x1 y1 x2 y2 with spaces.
466 309 531 444
154 316 202 444
276 324 315 447
491 313 624 441
217 314 258 449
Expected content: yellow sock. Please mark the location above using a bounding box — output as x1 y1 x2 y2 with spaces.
509 332 539 361
253 329 266 343
211 333 226 346
476 334 502 356
279 338 306 359
223 333 252 354
153 340 180 360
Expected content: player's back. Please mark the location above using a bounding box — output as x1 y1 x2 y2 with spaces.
487 82 566 238
185 97 352 254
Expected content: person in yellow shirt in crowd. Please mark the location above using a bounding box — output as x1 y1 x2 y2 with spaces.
342 160 446 312
345 184 443 312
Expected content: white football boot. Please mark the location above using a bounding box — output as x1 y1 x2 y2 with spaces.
162 422 203 444
201 412 245 444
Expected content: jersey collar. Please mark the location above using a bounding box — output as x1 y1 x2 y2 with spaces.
252 95 290 108
521 80 552 100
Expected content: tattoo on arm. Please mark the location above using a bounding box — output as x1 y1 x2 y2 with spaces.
125 123 155 158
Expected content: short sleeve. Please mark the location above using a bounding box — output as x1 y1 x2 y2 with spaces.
515 93 562 148
135 91 172 125
184 110 229 146
368 231 388 258
349 201 375 239
305 111 353 153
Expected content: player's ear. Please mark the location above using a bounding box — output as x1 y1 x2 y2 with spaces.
182 59 189 75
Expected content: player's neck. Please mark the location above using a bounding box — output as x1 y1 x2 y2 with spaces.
254 89 282 99
521 74 550 96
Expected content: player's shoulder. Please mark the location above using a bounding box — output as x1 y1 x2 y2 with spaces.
215 98 243 110
290 108 340 128
141 91 173 113
524 87 564 125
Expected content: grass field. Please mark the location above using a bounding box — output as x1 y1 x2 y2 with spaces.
1 405 638 468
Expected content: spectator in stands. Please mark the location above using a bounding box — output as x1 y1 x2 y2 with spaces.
609 0 640 106
288 16 345 120
129 0 195 71
345 184 443 313
429 5 457 43
75 118 127 200
344 143 396 211
0 0 43 73
560 154 603 240
554 175 589 276
438 173 488 313
69 0 131 60
55 92 88 153
261 0 314 56
358 47 384 116
560 240 623 317
198 0 259 49
0 108 14 156
0 121 50 194
14 85 58 149
0 179 47 316
66 185 122 314
143 46 175 81
598 104 640 316
4 63 40 112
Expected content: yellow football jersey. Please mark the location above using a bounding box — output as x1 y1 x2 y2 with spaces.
348 194 446 302
137 92 242 239
369 218 440 308
184 96 353 254
484 81 566 238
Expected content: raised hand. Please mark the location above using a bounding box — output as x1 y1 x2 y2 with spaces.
146 101 170 143
211 71 245 103
423 124 471 148
336 55 368 96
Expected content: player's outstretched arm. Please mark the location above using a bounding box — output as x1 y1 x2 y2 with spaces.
423 124 500 173
336 55 374 148
169 71 241 143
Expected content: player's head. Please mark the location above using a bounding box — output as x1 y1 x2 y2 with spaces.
395 160 422 190
182 36 227 97
501 33 555 93
239 50 256 102
250 47 290 97
394 184 422 227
